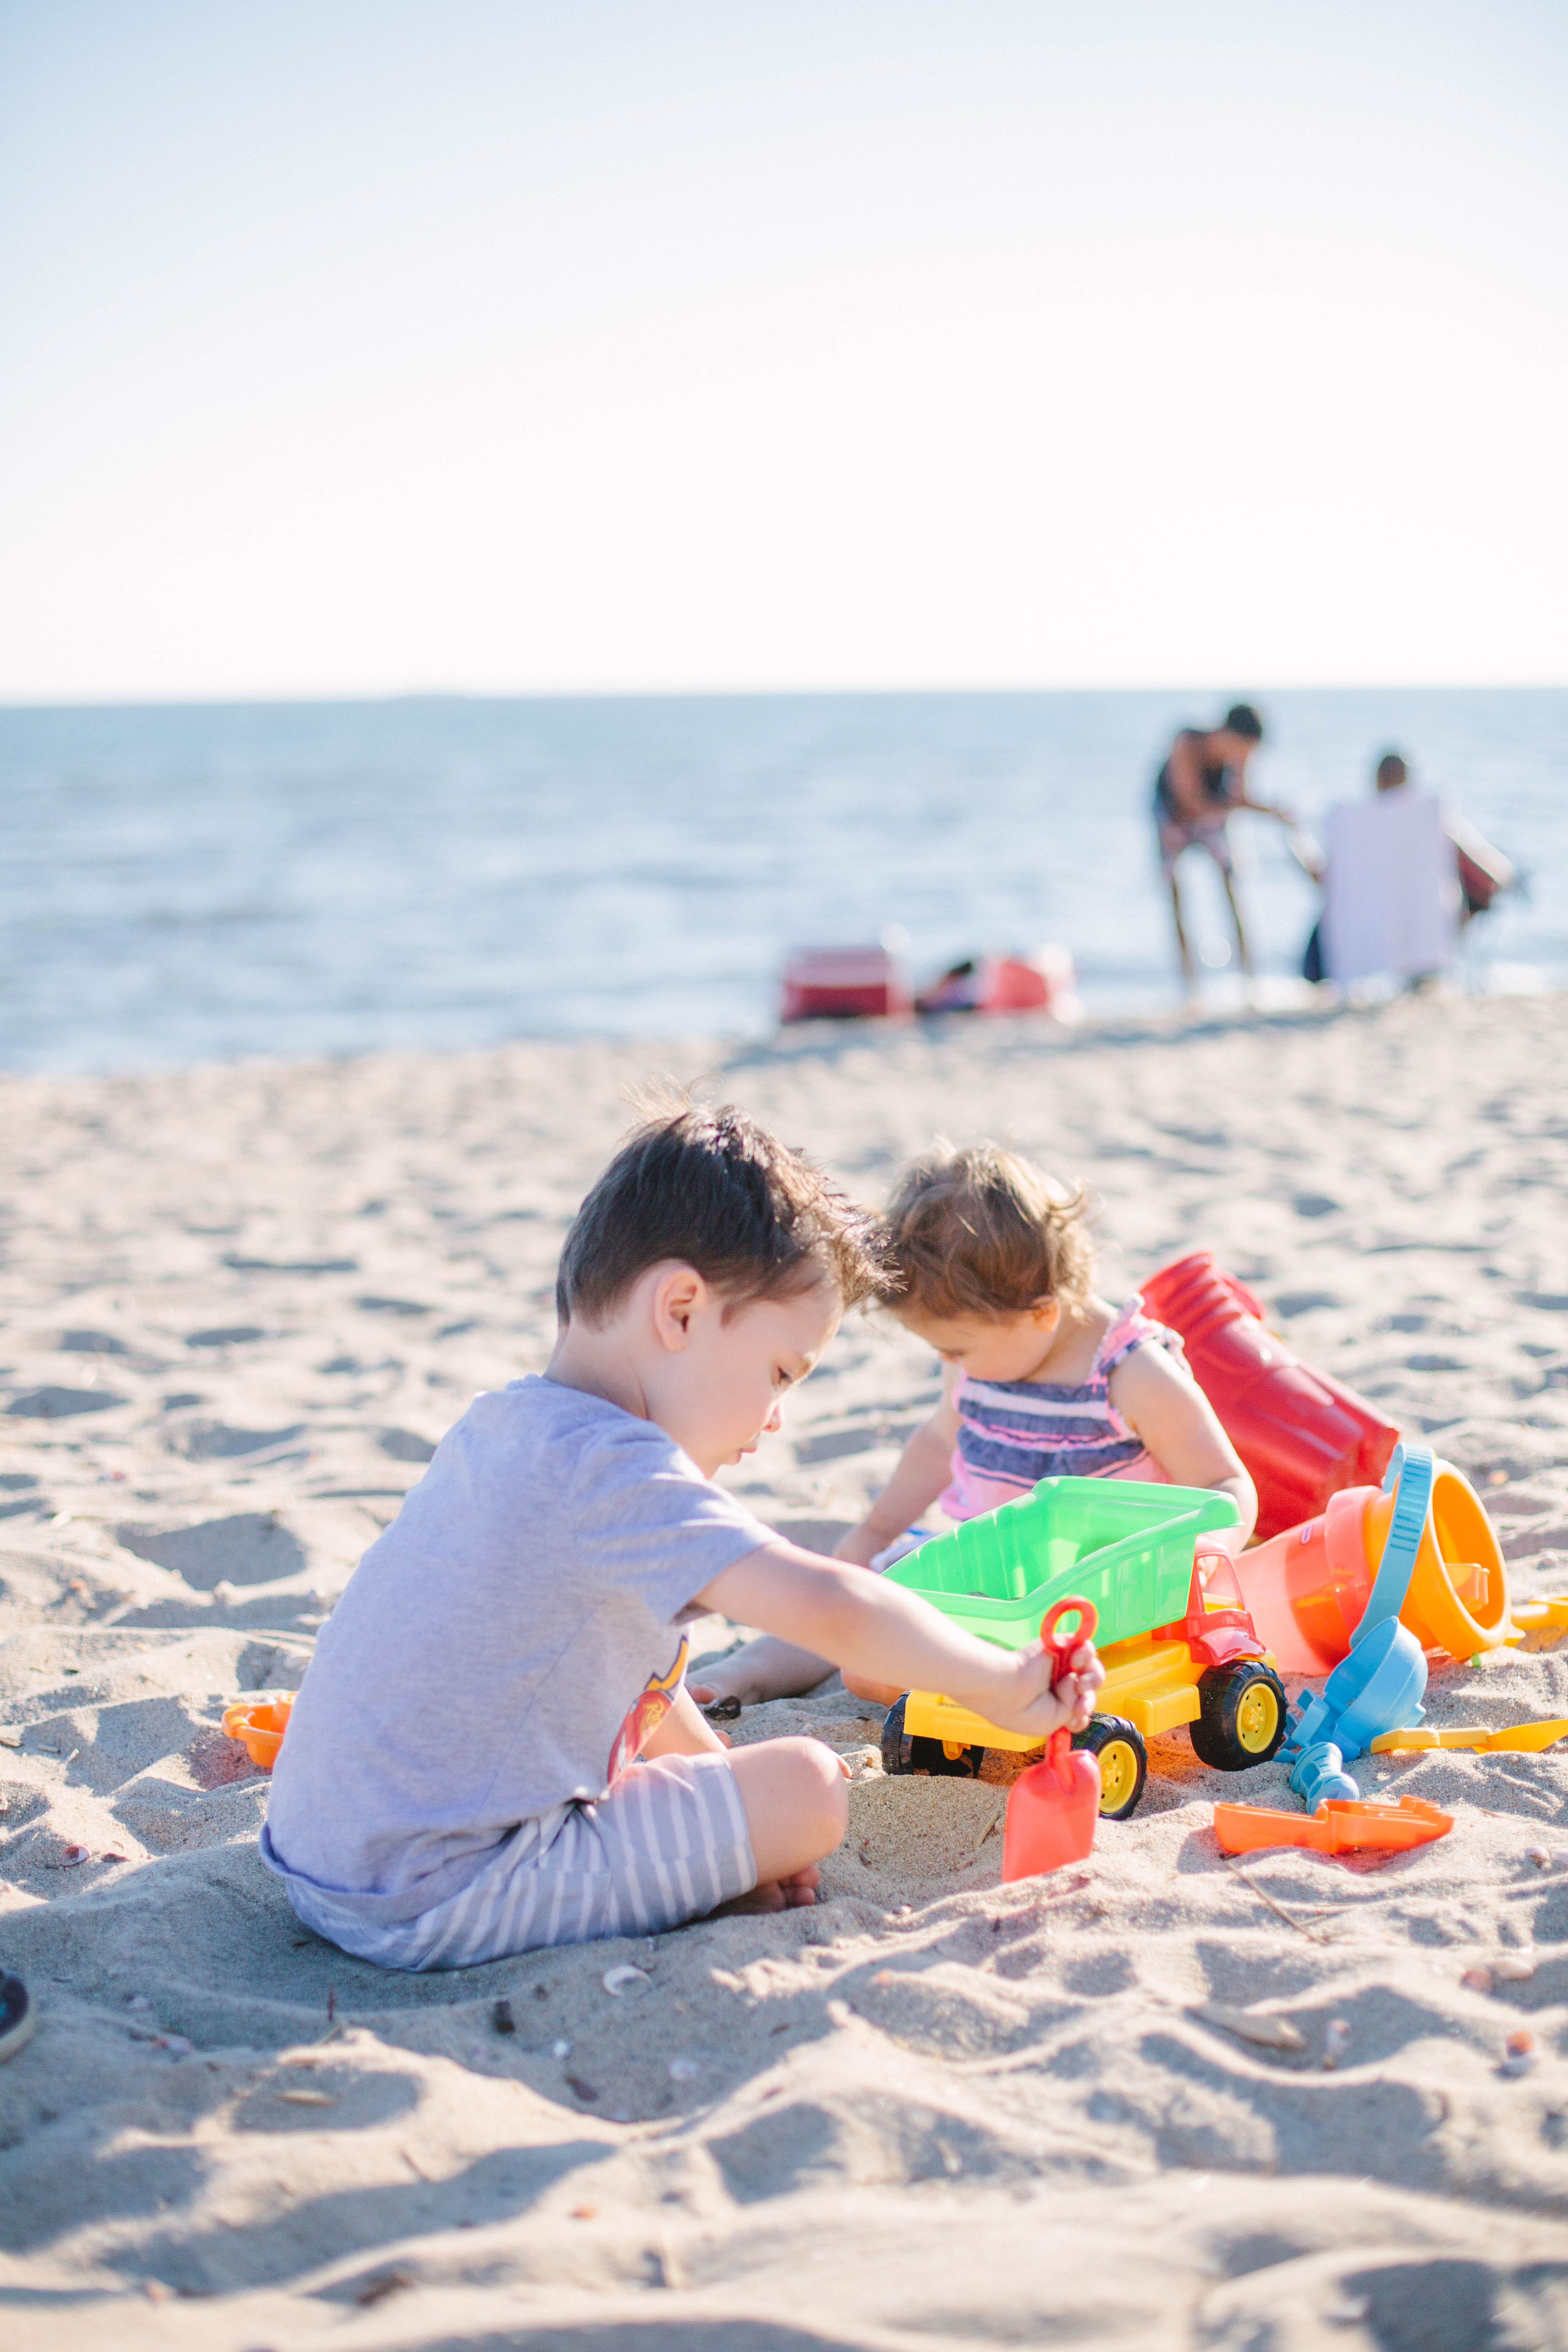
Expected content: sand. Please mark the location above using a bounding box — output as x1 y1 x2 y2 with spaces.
3 990 1568 2349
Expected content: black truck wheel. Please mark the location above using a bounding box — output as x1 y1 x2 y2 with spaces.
1071 1715 1148 1820
1188 1661 1289 1771
879 1693 985 1778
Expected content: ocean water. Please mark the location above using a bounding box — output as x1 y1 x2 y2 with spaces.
1 688 1563 1075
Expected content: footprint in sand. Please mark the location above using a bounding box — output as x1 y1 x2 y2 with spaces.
162 1419 307 1461
115 1513 309 1591
6 1386 126 1419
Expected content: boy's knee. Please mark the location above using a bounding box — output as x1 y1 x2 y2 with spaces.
787 1736 849 1841
728 1733 848 1874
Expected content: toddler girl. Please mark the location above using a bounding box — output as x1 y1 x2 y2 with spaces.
691 1142 1252 1713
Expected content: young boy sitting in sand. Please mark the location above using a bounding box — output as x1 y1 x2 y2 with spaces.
260 1107 1102 1968
693 1143 1253 1712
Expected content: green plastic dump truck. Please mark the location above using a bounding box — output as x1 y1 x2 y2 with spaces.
879 1476 1288 1820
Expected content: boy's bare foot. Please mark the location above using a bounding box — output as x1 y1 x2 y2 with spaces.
688 1634 836 1711
711 1864 821 1917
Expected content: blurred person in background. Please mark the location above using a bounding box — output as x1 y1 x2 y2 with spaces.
1301 749 1516 983
1153 704 1297 996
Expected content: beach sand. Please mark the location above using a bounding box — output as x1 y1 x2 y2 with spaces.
3 990 1568 2349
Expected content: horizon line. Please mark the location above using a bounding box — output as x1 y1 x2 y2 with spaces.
3 678 1566 717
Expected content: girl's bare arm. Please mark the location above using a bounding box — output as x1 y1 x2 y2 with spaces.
833 1380 960 1567
1109 1345 1256 1544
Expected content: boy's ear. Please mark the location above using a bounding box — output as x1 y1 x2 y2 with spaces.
650 1264 709 1351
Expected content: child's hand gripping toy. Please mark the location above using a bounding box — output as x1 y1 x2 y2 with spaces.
1001 1599 1103 1881
881 1477 1287 1822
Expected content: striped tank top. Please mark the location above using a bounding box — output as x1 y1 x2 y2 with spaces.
939 1296 1186 1522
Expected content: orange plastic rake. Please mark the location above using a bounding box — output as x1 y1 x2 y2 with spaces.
1213 1794 1452 1857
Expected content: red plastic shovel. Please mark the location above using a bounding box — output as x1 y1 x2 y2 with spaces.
1002 1597 1101 1881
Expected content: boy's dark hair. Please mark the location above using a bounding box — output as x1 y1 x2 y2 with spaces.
1375 750 1409 789
1223 702 1264 742
882 1144 1094 1322
556 1101 892 1326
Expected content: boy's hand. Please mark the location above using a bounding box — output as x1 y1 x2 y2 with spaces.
965 1635 1104 1743
1052 1638 1105 1732
701 1542 1106 1748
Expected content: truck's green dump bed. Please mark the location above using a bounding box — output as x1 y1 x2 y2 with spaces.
883 1477 1240 1650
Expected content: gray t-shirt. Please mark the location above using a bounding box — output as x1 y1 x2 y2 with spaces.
260 1375 774 1921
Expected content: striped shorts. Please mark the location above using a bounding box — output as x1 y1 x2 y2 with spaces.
281 1750 756 1972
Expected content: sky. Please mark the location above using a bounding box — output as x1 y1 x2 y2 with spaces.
1 0 1565 701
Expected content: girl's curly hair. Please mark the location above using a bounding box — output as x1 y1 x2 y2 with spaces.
882 1143 1093 1321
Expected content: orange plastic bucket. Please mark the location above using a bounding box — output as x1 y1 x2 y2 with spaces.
1234 1462 1507 1673
222 1696 294 1771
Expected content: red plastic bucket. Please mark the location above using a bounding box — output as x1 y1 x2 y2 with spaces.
1142 1252 1398 1540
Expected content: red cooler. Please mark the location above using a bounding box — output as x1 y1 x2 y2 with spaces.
780 947 912 1024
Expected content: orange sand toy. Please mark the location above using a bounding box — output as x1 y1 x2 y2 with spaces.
1232 1460 1509 1673
1509 1595 1568 1637
222 1696 294 1770
1214 1794 1453 1856
1369 1719 1568 1755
